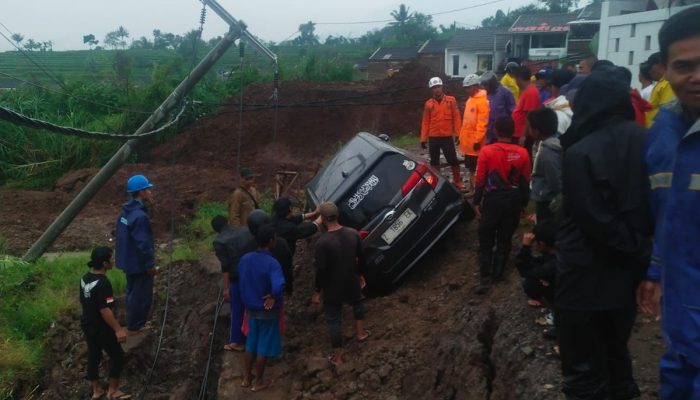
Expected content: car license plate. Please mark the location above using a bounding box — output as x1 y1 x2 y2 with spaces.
381 208 417 244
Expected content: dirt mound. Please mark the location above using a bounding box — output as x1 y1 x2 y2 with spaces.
39 259 226 400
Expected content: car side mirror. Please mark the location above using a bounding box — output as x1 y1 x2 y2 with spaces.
377 134 390 142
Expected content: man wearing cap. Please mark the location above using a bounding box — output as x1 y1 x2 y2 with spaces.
482 71 516 144
535 68 552 103
312 202 370 365
645 52 677 127
115 174 157 335
228 167 260 227
421 77 465 190
459 74 490 194
501 62 521 102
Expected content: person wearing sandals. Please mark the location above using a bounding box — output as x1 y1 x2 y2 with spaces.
80 247 130 400
311 202 371 366
238 224 286 392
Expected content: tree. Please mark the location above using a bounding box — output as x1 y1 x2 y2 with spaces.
482 4 540 28
11 33 24 47
152 29 181 50
115 26 129 49
292 21 319 46
105 26 129 49
112 50 133 95
104 31 120 49
130 36 153 49
23 39 39 51
538 0 579 13
83 34 99 49
390 4 413 28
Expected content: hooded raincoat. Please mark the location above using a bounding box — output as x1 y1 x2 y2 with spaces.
115 199 155 275
556 70 653 310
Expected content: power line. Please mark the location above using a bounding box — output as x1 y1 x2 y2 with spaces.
314 0 506 25
0 21 152 115
0 102 187 140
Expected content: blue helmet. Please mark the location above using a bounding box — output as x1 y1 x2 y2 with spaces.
126 174 154 193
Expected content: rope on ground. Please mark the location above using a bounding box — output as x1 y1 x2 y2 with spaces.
0 103 187 140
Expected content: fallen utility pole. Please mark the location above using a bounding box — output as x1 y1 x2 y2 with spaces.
22 28 238 262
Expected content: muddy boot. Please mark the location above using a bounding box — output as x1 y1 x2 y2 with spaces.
451 165 465 191
492 254 507 282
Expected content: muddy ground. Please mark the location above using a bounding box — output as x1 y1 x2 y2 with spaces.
2 63 663 399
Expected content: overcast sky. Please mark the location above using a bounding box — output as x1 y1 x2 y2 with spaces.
0 0 580 51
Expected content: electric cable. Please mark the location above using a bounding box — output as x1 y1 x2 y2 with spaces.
0 23 152 115
236 40 245 174
0 102 187 140
197 289 224 400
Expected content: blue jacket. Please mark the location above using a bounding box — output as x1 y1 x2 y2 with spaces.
646 102 700 364
115 199 155 275
486 85 515 143
238 250 285 312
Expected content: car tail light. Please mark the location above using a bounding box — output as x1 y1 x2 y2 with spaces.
401 162 438 196
358 229 369 240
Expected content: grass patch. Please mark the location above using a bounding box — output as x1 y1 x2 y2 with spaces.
389 133 421 149
0 254 125 398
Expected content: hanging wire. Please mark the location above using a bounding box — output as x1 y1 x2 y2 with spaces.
236 39 246 174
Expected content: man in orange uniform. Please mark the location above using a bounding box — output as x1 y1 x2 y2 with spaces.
474 116 531 294
421 77 465 190
459 74 490 194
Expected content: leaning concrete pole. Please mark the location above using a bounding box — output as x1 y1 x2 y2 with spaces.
22 28 239 262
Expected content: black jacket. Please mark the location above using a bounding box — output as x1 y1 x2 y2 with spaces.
555 69 653 310
516 246 557 282
212 225 254 282
273 214 318 256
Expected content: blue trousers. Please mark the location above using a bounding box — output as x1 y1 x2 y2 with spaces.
229 282 246 344
125 273 153 330
660 349 700 400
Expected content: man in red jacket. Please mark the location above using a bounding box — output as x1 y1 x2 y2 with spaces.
474 116 532 294
421 77 465 190
512 66 542 150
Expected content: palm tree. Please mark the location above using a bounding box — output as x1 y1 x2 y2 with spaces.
116 26 130 49
390 4 412 27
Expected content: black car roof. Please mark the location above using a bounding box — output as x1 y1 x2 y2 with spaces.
306 132 406 204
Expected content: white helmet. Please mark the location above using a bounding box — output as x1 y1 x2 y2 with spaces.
428 77 443 88
463 74 481 87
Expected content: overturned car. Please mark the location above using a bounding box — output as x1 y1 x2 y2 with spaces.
306 132 466 286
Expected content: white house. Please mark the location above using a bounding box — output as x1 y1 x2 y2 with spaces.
444 27 508 77
597 0 700 89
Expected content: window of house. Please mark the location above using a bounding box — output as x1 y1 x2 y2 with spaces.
452 55 459 76
615 38 620 52
629 51 634 65
631 24 636 37
645 35 652 50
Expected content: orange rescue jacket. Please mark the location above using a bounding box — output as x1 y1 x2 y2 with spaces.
421 95 461 142
459 89 490 156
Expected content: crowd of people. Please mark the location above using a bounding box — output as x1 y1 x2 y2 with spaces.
76 6 699 399
420 6 700 399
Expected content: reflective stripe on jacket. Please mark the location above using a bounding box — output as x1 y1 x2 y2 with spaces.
420 95 461 142
459 89 490 156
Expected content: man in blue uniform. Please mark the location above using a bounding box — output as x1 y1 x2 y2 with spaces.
638 6 700 399
115 174 157 335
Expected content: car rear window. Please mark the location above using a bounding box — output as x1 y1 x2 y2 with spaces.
338 153 415 229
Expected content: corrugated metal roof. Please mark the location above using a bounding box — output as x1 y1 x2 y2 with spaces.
418 39 448 54
446 27 509 51
510 13 577 33
368 47 418 61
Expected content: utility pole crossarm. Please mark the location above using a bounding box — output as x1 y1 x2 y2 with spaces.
201 0 278 65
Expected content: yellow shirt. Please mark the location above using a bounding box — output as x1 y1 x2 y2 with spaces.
501 74 520 103
646 78 676 127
